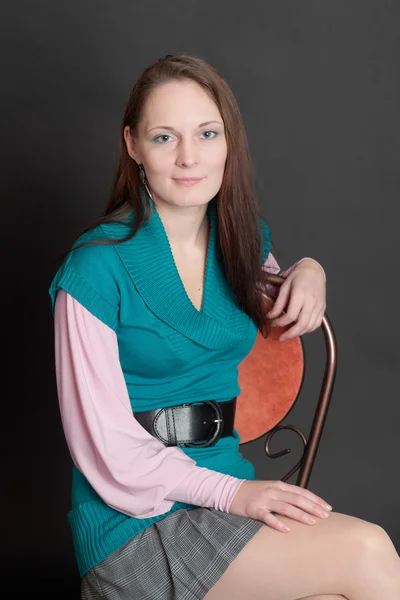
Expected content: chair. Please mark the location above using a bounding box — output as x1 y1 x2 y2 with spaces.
236 273 338 490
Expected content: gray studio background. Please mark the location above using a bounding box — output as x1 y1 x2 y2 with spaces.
2 0 399 589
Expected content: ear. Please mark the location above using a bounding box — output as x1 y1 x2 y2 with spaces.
123 125 141 164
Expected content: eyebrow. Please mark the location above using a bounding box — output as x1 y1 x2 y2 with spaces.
147 120 224 133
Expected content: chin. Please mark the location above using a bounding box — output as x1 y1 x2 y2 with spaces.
157 192 213 208
170 198 210 208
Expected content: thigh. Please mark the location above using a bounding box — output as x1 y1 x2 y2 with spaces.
203 510 383 600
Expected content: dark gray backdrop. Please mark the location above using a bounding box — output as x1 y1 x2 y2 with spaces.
2 0 399 593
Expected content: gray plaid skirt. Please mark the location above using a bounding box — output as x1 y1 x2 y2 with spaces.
81 506 264 600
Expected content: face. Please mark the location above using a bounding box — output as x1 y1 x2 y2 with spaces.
124 80 227 210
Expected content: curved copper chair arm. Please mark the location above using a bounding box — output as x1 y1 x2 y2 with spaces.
265 273 338 489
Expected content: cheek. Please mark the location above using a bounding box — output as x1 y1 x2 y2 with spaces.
144 152 172 175
216 141 228 169
206 143 227 173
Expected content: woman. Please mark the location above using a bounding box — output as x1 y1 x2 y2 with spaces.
49 54 400 599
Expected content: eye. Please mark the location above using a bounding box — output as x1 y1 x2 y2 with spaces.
152 134 173 143
201 130 218 139
151 130 220 143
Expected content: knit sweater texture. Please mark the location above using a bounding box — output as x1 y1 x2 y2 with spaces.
48 194 271 577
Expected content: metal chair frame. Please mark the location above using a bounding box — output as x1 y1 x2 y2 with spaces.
243 273 338 490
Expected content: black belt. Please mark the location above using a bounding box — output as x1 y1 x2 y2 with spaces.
133 398 237 448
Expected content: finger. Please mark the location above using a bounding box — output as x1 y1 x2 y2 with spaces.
281 492 332 519
275 481 332 510
256 508 292 533
267 283 291 319
279 307 314 340
306 305 326 333
269 500 324 526
279 305 317 340
271 295 304 328
307 309 323 333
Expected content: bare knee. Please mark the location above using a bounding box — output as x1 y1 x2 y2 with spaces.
353 520 398 560
349 519 400 594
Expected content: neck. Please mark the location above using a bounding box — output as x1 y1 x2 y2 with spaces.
152 198 209 249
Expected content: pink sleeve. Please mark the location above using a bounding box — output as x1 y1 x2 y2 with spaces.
53 290 244 518
262 254 326 299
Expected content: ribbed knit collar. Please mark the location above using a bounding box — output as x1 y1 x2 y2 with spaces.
100 191 252 349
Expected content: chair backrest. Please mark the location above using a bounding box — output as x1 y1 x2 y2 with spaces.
236 273 338 490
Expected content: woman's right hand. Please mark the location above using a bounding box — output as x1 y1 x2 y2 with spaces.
229 480 333 532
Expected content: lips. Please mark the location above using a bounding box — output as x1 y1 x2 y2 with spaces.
173 177 203 186
173 178 202 182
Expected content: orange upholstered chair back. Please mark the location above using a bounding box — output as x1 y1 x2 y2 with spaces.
235 274 338 490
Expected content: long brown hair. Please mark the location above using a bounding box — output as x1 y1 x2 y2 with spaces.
57 53 276 336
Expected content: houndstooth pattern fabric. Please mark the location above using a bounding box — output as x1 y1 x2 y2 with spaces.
81 507 264 600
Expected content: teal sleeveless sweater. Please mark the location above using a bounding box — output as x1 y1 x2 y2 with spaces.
48 194 271 577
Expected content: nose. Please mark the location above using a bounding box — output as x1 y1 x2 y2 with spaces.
176 137 198 167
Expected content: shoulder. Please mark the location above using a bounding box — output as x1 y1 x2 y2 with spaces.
66 224 125 273
48 224 125 331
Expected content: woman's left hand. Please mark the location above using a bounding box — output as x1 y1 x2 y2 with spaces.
266 259 326 342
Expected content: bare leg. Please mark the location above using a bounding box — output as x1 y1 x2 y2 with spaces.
204 511 400 600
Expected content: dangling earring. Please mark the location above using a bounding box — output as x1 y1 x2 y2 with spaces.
138 163 153 201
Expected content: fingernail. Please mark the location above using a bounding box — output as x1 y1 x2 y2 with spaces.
324 503 333 511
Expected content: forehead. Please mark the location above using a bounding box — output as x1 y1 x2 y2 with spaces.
141 80 222 126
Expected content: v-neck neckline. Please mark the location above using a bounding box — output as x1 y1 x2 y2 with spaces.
149 196 213 315
100 189 255 349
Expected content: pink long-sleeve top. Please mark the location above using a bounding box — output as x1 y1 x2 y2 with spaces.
54 254 325 519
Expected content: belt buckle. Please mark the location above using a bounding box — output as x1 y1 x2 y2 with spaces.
182 400 224 448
